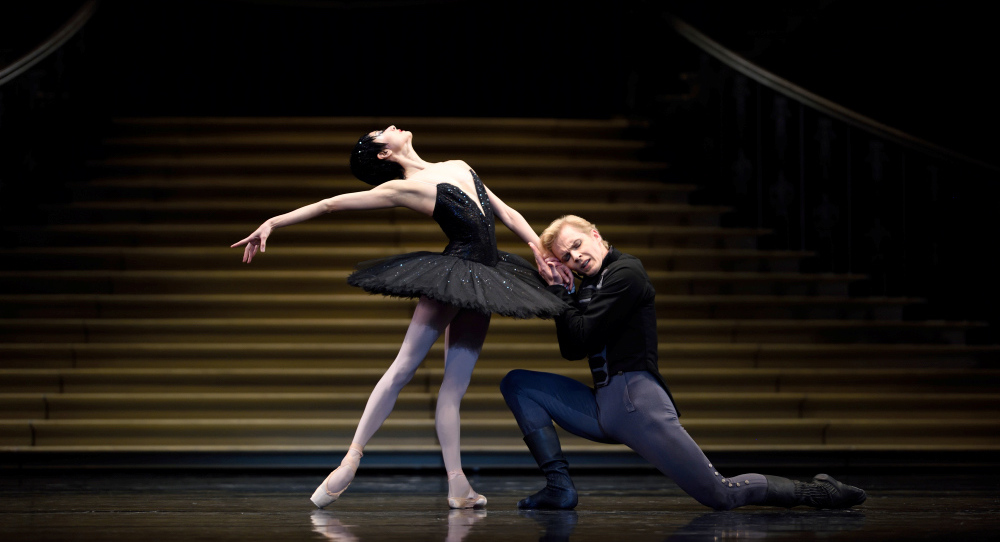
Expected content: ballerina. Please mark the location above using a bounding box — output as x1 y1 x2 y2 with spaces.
231 125 564 509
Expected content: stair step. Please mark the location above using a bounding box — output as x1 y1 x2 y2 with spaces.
87 156 672 180
99 135 654 161
3 418 997 448
107 116 650 138
0 270 862 296
3 391 997 420
4 224 772 249
48 200 725 226
656 319 979 344
1 342 994 370
4 368 998 394
0 294 919 319
68 177 697 204
0 318 981 345
0 246 811 273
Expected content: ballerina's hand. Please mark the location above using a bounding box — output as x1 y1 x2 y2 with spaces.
550 258 574 287
231 223 272 263
529 242 573 288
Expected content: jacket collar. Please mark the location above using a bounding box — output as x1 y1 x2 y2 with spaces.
596 246 620 275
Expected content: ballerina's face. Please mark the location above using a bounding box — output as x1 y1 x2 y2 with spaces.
370 125 411 156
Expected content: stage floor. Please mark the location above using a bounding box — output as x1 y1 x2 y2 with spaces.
1 470 997 541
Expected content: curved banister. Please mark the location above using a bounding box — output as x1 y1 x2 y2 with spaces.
0 0 100 88
665 12 999 173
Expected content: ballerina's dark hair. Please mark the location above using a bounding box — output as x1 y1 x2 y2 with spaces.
350 132 405 186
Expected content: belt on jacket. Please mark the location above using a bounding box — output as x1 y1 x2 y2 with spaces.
590 359 610 388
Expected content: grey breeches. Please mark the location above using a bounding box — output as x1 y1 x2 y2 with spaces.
501 369 768 510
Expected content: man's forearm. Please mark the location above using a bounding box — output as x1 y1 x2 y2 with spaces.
551 287 588 360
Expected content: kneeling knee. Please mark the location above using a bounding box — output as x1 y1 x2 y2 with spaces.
703 490 739 511
709 499 737 511
500 369 530 398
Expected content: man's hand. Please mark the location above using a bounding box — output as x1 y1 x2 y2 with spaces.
529 242 574 289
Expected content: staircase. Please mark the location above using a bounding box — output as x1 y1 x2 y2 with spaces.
2 117 998 467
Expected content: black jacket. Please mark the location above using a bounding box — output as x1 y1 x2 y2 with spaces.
547 248 677 410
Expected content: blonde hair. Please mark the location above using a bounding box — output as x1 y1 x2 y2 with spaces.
539 215 609 254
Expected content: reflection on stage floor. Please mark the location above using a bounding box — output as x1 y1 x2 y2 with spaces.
1 470 997 541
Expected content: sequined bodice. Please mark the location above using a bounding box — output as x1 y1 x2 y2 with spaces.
432 170 499 266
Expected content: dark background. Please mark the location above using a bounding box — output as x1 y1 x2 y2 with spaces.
15 1 999 161
3 0 998 334
681 0 1000 167
81 0 687 122
4 0 996 164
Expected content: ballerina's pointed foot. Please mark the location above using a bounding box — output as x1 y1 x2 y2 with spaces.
310 444 363 508
447 493 487 510
446 473 487 509
310 468 352 508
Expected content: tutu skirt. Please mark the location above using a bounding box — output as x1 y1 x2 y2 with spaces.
347 250 566 319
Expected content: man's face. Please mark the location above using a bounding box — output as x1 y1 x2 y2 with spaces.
550 225 608 277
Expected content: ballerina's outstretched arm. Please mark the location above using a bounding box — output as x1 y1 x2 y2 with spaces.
229 180 433 263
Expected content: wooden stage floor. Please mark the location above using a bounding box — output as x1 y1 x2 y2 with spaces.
2 470 997 541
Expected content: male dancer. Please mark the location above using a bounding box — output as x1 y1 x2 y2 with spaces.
505 215 866 510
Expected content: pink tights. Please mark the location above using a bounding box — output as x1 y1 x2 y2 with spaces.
344 296 489 500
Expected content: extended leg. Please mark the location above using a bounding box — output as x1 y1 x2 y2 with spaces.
599 372 768 510
355 296 459 447
310 296 459 508
601 372 865 510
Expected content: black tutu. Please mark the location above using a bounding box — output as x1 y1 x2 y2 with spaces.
348 169 567 319
347 251 566 318
347 250 566 319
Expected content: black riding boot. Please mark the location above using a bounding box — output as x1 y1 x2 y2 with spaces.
762 474 867 509
518 426 578 510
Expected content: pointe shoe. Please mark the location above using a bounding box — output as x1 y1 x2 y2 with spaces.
447 492 488 510
446 474 487 509
310 444 363 508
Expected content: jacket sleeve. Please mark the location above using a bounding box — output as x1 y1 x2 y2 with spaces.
551 263 645 360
